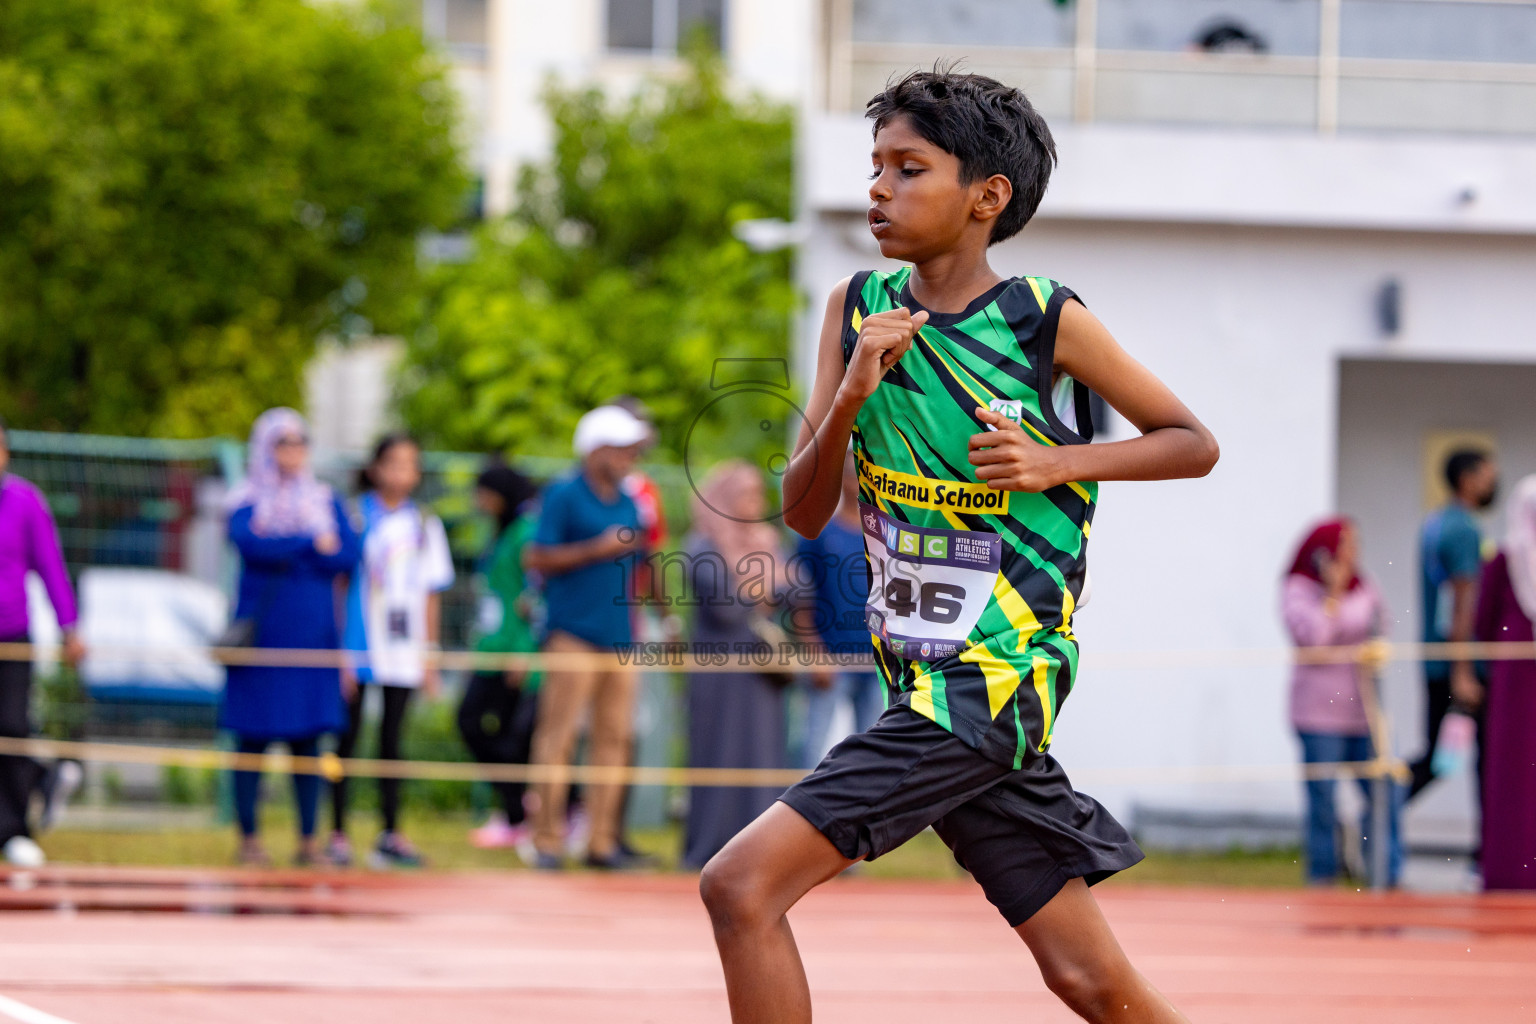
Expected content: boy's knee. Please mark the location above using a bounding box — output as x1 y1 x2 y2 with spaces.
1039 958 1133 1022
698 851 768 933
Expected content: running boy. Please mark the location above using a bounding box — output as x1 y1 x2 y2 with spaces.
699 70 1219 1024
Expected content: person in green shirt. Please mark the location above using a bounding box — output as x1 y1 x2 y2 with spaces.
457 461 542 850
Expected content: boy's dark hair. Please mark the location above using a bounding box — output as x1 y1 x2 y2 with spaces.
1444 448 1489 492
866 66 1056 245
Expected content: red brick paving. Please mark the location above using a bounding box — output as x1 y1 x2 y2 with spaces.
0 868 1532 1022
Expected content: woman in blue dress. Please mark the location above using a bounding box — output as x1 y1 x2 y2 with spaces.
221 408 360 866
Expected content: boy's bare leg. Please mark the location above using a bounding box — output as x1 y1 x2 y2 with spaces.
1016 878 1189 1024
700 801 856 1024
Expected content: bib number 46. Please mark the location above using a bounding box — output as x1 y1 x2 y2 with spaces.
882 577 965 625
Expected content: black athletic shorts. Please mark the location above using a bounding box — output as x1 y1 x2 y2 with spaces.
779 705 1143 927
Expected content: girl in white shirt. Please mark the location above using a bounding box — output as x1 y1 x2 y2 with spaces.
330 435 455 868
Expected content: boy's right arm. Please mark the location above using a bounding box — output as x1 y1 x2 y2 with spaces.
782 278 928 539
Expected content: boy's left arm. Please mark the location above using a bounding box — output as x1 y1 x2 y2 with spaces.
969 299 1219 490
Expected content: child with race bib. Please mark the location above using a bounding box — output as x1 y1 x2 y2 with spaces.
330 434 455 869
699 68 1220 1024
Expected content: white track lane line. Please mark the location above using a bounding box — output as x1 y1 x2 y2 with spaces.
0 995 81 1024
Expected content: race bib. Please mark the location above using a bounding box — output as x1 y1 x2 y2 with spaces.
860 501 1001 662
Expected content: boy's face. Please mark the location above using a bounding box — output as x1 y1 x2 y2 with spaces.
867 116 1003 262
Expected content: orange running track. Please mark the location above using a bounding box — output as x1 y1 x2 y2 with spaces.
0 866 1533 1023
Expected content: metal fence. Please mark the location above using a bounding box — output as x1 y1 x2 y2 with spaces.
9 430 695 752
829 0 1536 135
9 431 695 654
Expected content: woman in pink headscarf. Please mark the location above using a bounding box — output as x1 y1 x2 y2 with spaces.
681 460 792 869
1472 475 1536 890
1281 518 1399 886
221 408 361 866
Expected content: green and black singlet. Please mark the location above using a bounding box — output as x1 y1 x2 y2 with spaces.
843 266 1098 770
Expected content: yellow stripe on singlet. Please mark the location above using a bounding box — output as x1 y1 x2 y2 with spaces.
1027 278 1048 312
908 668 937 721
959 639 1022 720
1032 655 1056 745
1056 586 1078 644
992 575 1043 649
887 429 968 529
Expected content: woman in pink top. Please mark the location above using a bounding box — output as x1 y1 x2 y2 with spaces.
1282 518 1400 886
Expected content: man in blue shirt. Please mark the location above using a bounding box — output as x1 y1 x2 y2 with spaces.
1409 448 1498 802
524 405 649 869
793 451 882 769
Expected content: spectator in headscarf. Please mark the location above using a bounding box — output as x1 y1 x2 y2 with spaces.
458 460 542 851
1281 518 1400 887
221 408 360 867
1472 475 1536 890
681 460 791 869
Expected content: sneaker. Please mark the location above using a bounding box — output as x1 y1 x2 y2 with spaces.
325 832 354 869
3 836 45 868
616 838 659 869
513 827 538 866
563 807 591 858
584 848 653 872
237 840 272 868
370 832 424 869
38 760 83 831
470 817 525 850
532 850 564 871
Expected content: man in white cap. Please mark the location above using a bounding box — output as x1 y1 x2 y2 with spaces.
523 404 650 869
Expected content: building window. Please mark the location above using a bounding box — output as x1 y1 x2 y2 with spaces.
606 0 725 54
422 0 488 50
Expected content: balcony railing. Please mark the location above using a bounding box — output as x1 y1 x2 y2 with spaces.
826 0 1536 135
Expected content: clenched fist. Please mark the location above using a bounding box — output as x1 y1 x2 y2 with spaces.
840 306 930 402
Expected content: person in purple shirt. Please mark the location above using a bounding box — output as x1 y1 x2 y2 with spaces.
1281 517 1400 887
0 416 85 867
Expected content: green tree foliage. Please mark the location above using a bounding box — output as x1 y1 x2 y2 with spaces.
399 49 798 469
0 0 466 436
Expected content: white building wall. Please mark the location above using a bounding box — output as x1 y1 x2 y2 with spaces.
479 0 814 215
799 116 1536 828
